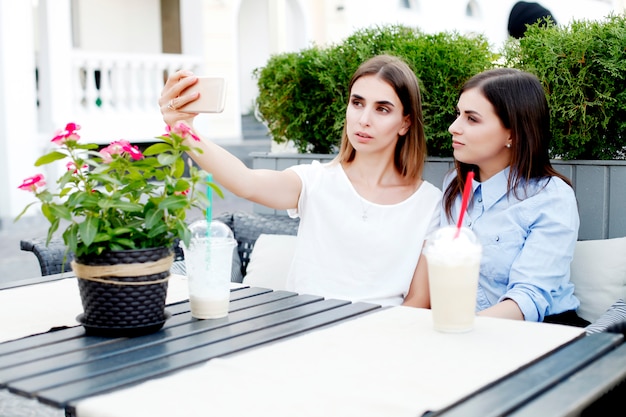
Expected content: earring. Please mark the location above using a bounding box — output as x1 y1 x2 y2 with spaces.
506 143 511 148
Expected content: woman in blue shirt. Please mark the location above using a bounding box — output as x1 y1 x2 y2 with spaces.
442 68 589 327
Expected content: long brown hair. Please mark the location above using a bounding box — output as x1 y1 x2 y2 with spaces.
444 68 572 220
336 54 426 182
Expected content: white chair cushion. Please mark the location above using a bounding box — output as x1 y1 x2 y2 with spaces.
570 237 626 322
243 234 297 290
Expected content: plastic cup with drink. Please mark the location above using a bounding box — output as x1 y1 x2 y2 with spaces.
181 219 237 319
424 226 482 332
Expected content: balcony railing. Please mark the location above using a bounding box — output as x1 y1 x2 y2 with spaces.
38 51 203 144
73 51 202 114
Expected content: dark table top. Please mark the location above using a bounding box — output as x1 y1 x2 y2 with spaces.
0 285 381 416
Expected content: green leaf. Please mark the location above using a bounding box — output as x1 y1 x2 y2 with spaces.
173 157 185 177
144 208 164 229
147 222 168 238
47 204 73 221
110 238 136 249
143 143 173 156
64 224 79 255
34 151 67 166
175 218 192 246
157 153 178 166
210 183 224 199
174 179 191 192
41 204 56 223
79 216 99 247
159 196 189 210
110 227 134 236
45 218 60 244
13 201 38 222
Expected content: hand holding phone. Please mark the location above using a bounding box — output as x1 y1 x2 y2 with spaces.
179 77 227 113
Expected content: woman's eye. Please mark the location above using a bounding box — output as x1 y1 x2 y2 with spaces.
377 106 390 113
351 99 363 107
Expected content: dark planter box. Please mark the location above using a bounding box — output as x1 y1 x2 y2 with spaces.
252 153 626 241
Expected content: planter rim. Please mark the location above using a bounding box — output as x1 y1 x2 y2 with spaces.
251 152 626 165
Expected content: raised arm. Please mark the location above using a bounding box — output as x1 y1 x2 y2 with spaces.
158 70 301 211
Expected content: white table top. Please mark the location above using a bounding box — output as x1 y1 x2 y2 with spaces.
0 274 192 343
74 306 584 417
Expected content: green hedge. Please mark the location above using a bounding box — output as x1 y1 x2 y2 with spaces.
254 25 494 155
254 18 626 160
503 14 626 160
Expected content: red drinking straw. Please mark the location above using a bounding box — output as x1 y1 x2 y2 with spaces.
454 171 475 239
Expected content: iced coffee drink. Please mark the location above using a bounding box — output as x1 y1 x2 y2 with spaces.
181 220 237 319
424 226 482 333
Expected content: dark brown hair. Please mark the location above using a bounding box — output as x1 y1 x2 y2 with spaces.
336 54 426 182
443 68 572 220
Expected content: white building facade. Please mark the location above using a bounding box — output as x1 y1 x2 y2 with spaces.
0 0 620 225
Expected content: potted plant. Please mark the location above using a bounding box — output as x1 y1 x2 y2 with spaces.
16 121 222 336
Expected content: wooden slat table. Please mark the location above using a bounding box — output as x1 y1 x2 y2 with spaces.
0 286 381 416
2 280 624 417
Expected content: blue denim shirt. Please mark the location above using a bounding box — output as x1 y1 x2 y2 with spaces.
441 168 580 322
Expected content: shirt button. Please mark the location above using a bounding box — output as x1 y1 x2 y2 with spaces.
467 221 472 227
478 198 483 203
495 236 500 242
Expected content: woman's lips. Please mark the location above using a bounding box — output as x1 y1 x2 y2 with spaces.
355 131 373 143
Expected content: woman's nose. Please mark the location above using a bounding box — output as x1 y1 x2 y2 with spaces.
359 108 372 126
448 118 461 135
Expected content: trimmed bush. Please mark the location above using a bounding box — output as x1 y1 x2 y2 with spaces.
503 14 626 159
254 18 626 160
254 24 494 156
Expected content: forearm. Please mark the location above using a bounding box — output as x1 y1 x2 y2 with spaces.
402 254 430 308
159 71 301 209
477 299 524 320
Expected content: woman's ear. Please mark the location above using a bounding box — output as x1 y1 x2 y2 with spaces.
399 116 411 136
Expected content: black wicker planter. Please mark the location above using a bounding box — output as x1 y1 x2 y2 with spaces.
72 246 174 337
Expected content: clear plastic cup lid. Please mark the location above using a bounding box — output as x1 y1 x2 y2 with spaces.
188 219 234 240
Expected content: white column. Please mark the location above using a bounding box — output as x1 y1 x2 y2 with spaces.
268 0 287 54
37 0 74 133
0 0 40 224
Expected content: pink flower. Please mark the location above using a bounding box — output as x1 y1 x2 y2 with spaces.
51 122 81 145
18 174 46 192
123 142 144 160
66 161 88 173
165 122 200 142
100 139 144 162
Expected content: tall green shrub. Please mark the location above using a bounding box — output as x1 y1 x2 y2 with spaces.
254 24 495 155
503 14 626 159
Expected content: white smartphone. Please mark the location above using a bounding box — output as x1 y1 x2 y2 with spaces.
179 77 227 113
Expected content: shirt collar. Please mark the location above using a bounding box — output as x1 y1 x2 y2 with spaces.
476 167 510 211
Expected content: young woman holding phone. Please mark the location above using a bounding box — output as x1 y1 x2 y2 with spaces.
159 55 442 308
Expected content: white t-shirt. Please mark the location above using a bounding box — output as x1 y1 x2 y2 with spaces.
286 161 442 306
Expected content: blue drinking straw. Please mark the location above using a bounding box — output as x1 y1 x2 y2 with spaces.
204 173 214 266
206 173 213 238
